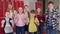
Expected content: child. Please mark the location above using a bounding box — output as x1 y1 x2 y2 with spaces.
45 1 60 34
24 5 30 18
27 10 39 34
7 2 17 19
36 7 45 34
24 5 30 34
1 11 14 34
14 6 26 34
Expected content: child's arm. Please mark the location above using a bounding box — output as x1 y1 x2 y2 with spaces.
53 10 60 19
26 18 29 25
14 14 19 24
22 14 27 24
10 20 14 27
35 18 39 26
1 20 5 28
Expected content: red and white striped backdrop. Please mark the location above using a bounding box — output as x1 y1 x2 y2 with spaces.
0 0 43 34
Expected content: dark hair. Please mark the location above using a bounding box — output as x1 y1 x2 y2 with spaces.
18 6 23 8
25 5 28 7
30 10 35 14
48 1 54 5
24 5 29 8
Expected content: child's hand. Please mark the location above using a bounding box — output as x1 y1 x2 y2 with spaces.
38 23 40 26
1 20 5 28
40 20 43 22
2 20 5 23
53 15 56 18
46 15 48 18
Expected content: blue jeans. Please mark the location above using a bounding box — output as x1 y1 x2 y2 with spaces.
16 26 25 34
38 23 43 34
29 32 37 34
46 26 56 34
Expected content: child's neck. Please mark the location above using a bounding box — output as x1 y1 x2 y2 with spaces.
38 12 40 15
49 8 53 11
30 16 34 18
19 13 22 15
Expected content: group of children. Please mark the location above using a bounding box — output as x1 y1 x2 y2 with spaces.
1 1 60 34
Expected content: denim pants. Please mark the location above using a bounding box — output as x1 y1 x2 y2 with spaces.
38 23 43 34
46 26 56 34
16 26 25 34
29 32 37 34
5 32 13 34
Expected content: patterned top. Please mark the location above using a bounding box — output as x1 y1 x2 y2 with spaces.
45 9 60 29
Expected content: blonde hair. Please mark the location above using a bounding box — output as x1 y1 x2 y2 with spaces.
36 7 43 17
7 2 14 18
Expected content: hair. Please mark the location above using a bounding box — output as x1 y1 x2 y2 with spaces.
36 7 43 17
5 11 9 14
7 2 14 13
5 11 10 16
7 2 14 18
24 5 28 7
30 10 35 14
18 6 24 13
28 10 36 18
18 6 23 8
48 1 54 5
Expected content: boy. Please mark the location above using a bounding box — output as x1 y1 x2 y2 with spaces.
45 1 60 34
1 11 14 34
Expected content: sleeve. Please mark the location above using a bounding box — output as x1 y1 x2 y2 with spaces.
35 18 39 25
14 10 17 16
1 20 5 28
10 20 14 27
54 10 60 19
14 14 18 24
26 18 30 25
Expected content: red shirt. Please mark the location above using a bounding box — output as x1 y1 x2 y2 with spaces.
37 14 45 23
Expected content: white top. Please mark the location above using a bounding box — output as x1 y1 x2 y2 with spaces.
9 10 17 18
4 18 13 33
24 12 28 18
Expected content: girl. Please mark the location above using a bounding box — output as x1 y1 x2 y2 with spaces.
27 10 39 34
7 2 17 34
14 6 26 34
24 5 30 34
7 2 17 19
24 5 30 18
36 7 45 34
1 11 14 34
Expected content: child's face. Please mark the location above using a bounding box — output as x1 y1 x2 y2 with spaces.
18 7 23 14
24 6 29 12
8 4 13 9
30 13 35 17
48 4 54 10
37 8 41 13
5 12 10 18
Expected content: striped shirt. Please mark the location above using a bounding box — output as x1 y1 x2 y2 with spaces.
45 9 60 29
